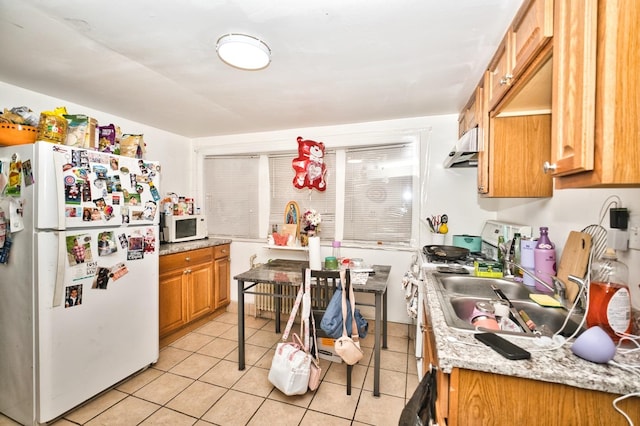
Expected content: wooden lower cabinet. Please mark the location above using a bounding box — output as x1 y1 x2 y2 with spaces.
159 244 230 339
213 244 231 309
422 305 639 425
447 369 639 425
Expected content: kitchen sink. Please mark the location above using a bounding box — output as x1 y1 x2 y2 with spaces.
430 273 584 337
437 275 532 299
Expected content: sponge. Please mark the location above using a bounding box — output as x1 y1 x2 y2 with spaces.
529 294 563 308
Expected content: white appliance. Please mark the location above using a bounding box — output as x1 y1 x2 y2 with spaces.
160 213 208 243
0 142 161 425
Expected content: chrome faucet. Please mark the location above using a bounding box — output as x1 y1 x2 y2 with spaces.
500 242 586 310
504 259 586 311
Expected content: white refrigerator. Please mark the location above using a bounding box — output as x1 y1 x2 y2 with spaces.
0 142 161 425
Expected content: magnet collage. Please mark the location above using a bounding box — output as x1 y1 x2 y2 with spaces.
60 148 161 308
62 150 160 224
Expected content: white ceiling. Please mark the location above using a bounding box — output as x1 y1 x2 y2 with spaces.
0 0 523 138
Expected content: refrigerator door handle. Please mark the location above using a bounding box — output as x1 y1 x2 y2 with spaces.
52 231 66 307
53 149 67 230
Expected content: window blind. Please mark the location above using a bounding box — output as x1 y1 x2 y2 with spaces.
269 153 336 240
343 144 414 246
203 156 260 238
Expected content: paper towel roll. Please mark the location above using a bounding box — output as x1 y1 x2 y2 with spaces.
308 236 322 270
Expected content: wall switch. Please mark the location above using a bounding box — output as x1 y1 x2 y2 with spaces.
629 214 640 250
607 229 629 251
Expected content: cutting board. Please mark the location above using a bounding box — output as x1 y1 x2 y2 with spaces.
557 231 592 303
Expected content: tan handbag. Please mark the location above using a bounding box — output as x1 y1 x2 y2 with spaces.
334 269 364 365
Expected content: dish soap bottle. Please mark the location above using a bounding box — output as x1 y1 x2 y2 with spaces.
534 227 556 294
587 248 632 341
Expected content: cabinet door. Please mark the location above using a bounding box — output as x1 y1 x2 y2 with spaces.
458 91 479 138
476 84 490 195
486 114 553 197
555 0 640 187
187 262 214 321
486 36 513 110
214 256 231 308
550 0 597 176
159 270 188 337
512 0 554 77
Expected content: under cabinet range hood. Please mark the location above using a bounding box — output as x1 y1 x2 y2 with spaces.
443 127 479 168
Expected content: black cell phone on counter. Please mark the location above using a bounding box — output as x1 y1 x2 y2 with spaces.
474 332 531 360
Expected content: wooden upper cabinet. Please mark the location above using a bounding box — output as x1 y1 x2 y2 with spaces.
458 88 479 138
480 43 553 198
487 0 553 110
512 0 554 77
552 0 640 187
485 37 513 110
549 0 597 177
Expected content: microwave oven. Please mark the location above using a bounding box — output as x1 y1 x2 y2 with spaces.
161 214 208 243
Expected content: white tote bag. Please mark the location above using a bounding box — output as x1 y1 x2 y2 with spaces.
268 274 317 396
268 333 311 396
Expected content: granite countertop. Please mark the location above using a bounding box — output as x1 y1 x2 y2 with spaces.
423 271 640 396
159 237 232 256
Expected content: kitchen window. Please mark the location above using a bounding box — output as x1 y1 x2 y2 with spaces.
343 144 416 247
203 142 418 247
203 155 260 238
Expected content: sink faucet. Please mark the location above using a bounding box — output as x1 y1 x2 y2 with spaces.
504 260 586 311
499 242 586 310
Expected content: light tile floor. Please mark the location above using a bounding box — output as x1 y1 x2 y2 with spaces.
0 312 418 426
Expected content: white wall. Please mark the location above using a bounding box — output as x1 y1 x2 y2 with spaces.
0 81 193 196
193 114 495 324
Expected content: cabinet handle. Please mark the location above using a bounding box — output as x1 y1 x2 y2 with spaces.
499 74 513 85
183 269 191 274
185 257 191 262
543 161 557 174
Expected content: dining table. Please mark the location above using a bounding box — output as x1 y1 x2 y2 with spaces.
234 259 390 396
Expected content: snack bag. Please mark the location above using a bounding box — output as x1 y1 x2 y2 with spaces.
98 124 117 153
37 106 68 143
120 134 145 158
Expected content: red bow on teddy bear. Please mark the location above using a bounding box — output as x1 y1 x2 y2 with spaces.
292 136 327 191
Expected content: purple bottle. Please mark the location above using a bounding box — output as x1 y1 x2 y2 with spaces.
534 227 556 293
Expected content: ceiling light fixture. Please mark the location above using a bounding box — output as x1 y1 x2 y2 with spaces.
216 33 271 70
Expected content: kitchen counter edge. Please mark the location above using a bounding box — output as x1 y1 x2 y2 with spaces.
159 238 232 256
423 271 639 396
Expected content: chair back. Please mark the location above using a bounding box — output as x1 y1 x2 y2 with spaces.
305 269 341 312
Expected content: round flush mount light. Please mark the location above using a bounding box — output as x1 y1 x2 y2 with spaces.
216 33 271 70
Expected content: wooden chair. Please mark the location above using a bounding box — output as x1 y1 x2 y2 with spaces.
305 268 356 395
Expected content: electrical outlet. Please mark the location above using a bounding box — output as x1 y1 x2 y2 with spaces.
629 214 640 250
